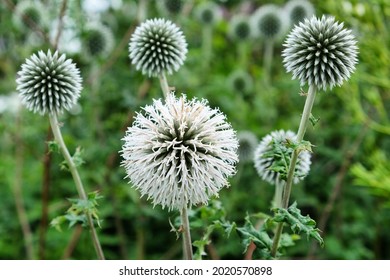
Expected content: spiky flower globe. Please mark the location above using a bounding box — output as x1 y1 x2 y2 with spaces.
13 0 46 30
251 4 289 41
284 0 315 27
282 15 358 90
129 18 188 77
157 0 184 15
121 93 238 211
228 15 252 41
237 131 258 163
228 69 254 95
84 23 114 58
16 50 82 115
194 2 222 26
254 130 311 186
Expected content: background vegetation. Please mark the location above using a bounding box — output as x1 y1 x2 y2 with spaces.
0 0 389 260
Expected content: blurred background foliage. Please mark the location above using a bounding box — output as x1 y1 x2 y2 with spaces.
0 0 389 260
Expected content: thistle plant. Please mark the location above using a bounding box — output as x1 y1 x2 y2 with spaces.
228 15 253 68
121 93 239 259
237 131 258 164
251 5 289 84
194 2 221 69
157 0 184 16
83 22 114 58
228 69 254 96
16 50 105 260
270 15 358 257
129 18 188 96
254 130 311 207
284 0 315 27
13 0 46 30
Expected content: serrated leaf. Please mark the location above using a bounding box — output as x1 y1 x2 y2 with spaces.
272 202 324 247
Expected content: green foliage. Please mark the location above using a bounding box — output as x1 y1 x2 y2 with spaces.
51 191 103 231
272 202 324 247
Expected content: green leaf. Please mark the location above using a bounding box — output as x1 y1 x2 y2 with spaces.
309 114 320 127
272 202 324 247
47 140 60 153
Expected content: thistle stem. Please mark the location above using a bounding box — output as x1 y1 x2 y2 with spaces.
263 41 274 85
270 85 317 258
202 26 213 70
48 113 105 260
159 72 170 98
273 181 284 209
180 207 193 260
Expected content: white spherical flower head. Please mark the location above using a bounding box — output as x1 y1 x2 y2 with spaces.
254 130 311 186
121 93 239 211
228 15 252 41
16 50 82 115
129 18 188 77
228 69 254 95
195 2 222 26
283 15 358 90
237 131 258 163
251 5 289 41
284 0 315 26
84 23 114 58
13 0 46 30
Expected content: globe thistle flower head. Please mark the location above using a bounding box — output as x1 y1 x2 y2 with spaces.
16 50 82 115
157 0 184 15
228 69 254 95
121 93 239 211
194 2 222 26
284 0 315 27
282 15 358 90
251 5 289 41
254 130 311 186
84 23 114 58
129 18 188 77
228 15 252 41
13 0 46 30
237 131 258 163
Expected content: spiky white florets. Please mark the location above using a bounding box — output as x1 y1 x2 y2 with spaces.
282 15 358 90
16 50 82 115
254 130 311 186
129 18 188 77
251 4 289 41
284 0 315 27
121 93 239 211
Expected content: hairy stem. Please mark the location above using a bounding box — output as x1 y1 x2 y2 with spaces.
273 181 284 209
271 85 317 257
180 207 193 260
48 113 105 260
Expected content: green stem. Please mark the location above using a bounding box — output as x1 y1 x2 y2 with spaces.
202 26 213 70
263 41 274 85
270 85 317 258
238 42 248 69
48 113 105 260
180 207 193 260
159 72 170 98
273 181 284 209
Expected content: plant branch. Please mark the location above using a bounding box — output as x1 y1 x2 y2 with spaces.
159 72 170 97
53 0 68 49
48 113 105 260
271 85 317 257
